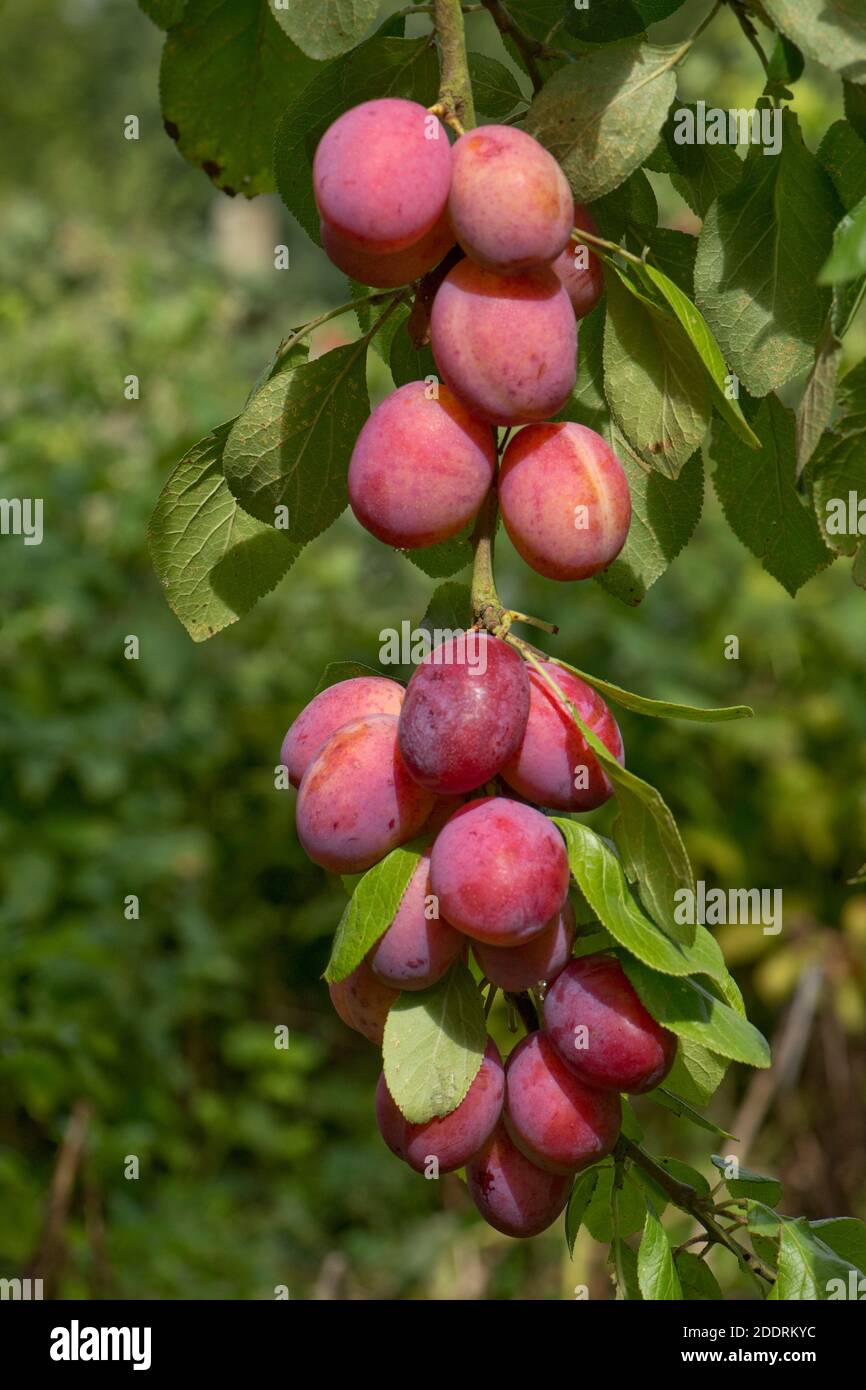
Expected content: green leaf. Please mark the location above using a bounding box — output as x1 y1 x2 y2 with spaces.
313 659 391 696
809 1218 866 1275
636 260 761 450
325 842 422 983
555 303 608 433
584 1167 645 1242
274 36 437 243
665 1040 728 1107
382 963 487 1123
389 321 437 389
525 41 677 204
640 229 697 297
638 1201 682 1300
845 81 866 143
621 958 771 1068
707 394 834 596
404 526 474 580
610 1237 643 1301
161 0 319 197
817 120 866 213
795 317 842 478
590 168 658 243
139 0 187 27
773 1217 864 1300
223 342 370 535
652 1087 737 1139
695 111 837 397
596 441 705 605
676 1250 723 1300
603 269 712 479
526 657 695 943
468 52 526 121
767 32 805 87
565 1167 601 1256
820 192 866 286
632 1157 711 1214
710 1155 782 1205
549 657 752 723
762 0 866 82
149 422 299 642
808 430 866 558
565 0 686 43
648 104 743 219
419 581 472 640
269 0 380 60
553 819 735 986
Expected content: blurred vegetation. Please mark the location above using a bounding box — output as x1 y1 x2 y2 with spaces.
0 0 863 1300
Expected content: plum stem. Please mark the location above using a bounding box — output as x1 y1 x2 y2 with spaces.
433 0 476 132
618 1137 777 1285
469 486 504 628
506 990 540 1033
273 288 406 366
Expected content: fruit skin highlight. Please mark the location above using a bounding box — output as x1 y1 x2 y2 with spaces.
348 381 496 549
313 98 452 252
397 632 530 795
430 260 577 426
448 125 573 273
376 1038 504 1174
430 796 570 946
499 421 632 580
296 713 434 874
544 955 678 1095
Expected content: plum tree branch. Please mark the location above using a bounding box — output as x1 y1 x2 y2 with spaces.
274 289 403 365
433 0 476 132
480 0 561 93
469 486 503 627
618 1138 777 1285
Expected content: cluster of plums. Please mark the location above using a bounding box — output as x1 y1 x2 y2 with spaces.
282 634 677 1237
312 97 632 580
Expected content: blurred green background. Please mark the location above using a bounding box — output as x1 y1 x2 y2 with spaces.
0 0 863 1300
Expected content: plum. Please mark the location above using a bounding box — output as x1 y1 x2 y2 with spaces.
473 897 575 992
544 954 677 1094
551 204 604 319
449 125 573 272
328 958 398 1045
281 676 404 788
430 260 577 426
397 632 529 795
368 849 464 990
499 421 631 580
376 1037 504 1173
504 1031 621 1175
313 98 452 252
501 663 624 811
320 210 455 288
466 1122 573 1237
429 797 569 946
348 382 496 549
296 714 434 873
